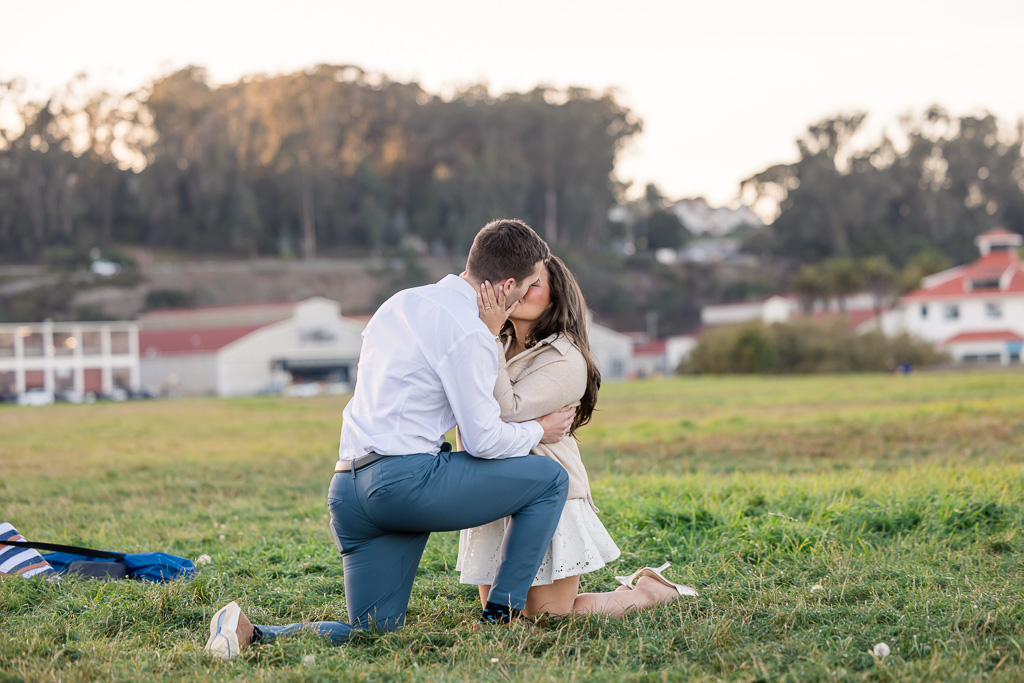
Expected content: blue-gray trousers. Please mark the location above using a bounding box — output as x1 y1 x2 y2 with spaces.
255 449 569 644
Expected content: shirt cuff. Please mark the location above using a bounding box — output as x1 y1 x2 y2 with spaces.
524 419 544 447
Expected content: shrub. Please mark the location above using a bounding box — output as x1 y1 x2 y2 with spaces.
144 289 196 311
686 317 947 374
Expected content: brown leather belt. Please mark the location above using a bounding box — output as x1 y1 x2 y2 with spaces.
335 452 389 473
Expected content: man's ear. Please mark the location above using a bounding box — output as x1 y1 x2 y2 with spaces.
498 277 516 295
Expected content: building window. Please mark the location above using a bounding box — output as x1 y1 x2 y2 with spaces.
960 352 1001 363
0 370 14 396
0 332 14 358
985 302 1002 319
110 331 130 354
943 305 959 320
920 305 928 318
53 332 77 356
22 332 45 357
81 330 102 355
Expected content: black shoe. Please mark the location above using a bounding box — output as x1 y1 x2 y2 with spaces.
479 601 521 625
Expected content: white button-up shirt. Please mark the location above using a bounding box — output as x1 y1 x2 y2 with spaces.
338 274 544 461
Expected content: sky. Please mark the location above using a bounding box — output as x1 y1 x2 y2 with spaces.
1 0 1022 207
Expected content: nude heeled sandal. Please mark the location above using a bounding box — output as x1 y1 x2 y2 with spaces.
615 561 699 596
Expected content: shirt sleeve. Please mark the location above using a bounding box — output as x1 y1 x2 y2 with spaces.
494 346 587 423
436 330 544 459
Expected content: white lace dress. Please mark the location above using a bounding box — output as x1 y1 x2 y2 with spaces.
456 499 621 586
456 333 621 586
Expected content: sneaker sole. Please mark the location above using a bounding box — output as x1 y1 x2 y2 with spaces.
204 602 241 659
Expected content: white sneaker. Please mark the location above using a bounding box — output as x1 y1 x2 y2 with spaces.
205 601 252 660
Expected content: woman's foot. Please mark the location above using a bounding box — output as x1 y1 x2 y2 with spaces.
616 562 699 598
632 575 683 606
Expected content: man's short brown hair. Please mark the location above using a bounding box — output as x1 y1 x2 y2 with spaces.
466 219 550 284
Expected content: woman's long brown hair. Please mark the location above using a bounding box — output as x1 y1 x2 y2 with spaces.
502 256 601 436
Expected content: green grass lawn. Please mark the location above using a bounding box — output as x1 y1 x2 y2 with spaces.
2 372 1023 681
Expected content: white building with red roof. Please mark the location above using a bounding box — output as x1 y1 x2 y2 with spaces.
891 228 1024 364
0 321 139 399
139 297 368 397
140 297 636 396
690 228 1023 367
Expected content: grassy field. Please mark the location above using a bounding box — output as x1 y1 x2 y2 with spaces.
2 372 1023 681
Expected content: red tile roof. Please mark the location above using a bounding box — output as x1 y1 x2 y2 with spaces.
978 227 1019 238
143 301 297 318
633 340 667 355
944 330 1024 344
140 324 266 355
903 250 1024 299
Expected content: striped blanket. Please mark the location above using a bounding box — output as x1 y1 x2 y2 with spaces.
0 522 58 579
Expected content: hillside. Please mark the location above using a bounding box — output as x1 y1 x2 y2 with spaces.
71 256 459 320
2 247 786 334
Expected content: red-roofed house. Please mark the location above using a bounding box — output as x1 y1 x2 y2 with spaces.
140 297 368 396
631 339 668 377
883 228 1024 364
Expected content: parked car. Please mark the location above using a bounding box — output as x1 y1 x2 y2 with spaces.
90 259 122 277
128 388 158 400
100 387 129 402
17 389 55 407
283 383 322 398
56 389 97 404
323 381 352 396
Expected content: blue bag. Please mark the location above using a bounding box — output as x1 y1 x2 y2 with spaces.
1 539 195 582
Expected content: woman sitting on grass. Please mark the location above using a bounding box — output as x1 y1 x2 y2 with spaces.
458 256 697 618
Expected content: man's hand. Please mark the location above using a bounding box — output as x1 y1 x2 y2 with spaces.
536 405 575 444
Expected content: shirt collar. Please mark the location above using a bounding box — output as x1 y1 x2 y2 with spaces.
437 274 477 304
543 333 576 355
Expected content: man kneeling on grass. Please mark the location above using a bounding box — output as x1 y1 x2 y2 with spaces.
205 219 575 658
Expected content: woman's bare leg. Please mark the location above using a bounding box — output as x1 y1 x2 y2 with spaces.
474 578 580 616
477 585 490 608
524 576 580 617
475 575 682 619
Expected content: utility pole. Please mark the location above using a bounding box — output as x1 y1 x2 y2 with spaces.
646 310 658 341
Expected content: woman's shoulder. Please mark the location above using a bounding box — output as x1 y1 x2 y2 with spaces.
545 333 586 362
509 333 588 386
510 333 584 367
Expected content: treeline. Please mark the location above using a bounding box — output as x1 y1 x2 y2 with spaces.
742 108 1024 266
0 66 640 262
